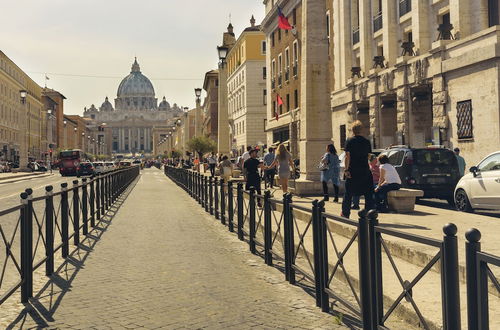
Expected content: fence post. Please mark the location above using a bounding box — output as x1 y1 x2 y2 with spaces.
82 178 88 236
107 173 112 208
249 187 256 254
367 209 383 326
237 183 244 241
45 186 54 276
264 190 272 266
283 193 295 284
214 177 220 219
61 183 69 258
227 181 234 232
442 223 461 330
72 180 80 246
465 228 481 330
209 177 214 215
96 174 101 220
220 178 226 225
311 200 322 307
204 176 209 213
317 200 329 311
20 192 32 303
100 173 105 215
358 210 374 330
90 178 95 228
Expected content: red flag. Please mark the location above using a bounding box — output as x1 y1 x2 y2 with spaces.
276 93 284 106
278 7 293 30
275 94 283 120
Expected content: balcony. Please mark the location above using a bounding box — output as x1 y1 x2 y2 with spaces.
352 27 360 45
373 12 383 32
285 68 290 82
399 0 411 17
292 64 298 77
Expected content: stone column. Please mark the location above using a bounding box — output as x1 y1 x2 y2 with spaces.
382 0 398 65
413 0 431 54
450 0 472 38
396 86 410 145
369 94 381 148
294 0 333 195
359 0 373 72
118 128 122 152
335 0 353 89
217 63 230 155
432 75 449 146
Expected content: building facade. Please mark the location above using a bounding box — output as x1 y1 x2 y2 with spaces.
227 16 267 155
330 0 500 165
83 58 183 156
0 50 44 168
202 70 219 142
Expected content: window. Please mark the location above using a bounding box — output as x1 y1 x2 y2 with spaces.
272 101 276 116
271 60 276 77
263 67 267 80
278 29 281 41
286 94 290 112
340 125 346 148
294 89 299 108
478 153 500 172
326 12 330 45
457 100 473 139
387 150 405 166
292 8 297 25
263 89 267 105
271 31 275 47
261 40 267 54
488 0 499 26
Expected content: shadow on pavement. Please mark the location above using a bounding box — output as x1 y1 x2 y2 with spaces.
5 177 139 329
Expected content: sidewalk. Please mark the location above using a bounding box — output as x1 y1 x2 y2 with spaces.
0 171 52 184
2 169 346 329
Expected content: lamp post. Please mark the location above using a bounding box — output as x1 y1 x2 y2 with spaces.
82 132 85 153
217 45 230 156
47 109 54 173
73 127 77 149
19 90 29 168
194 88 202 137
63 120 67 150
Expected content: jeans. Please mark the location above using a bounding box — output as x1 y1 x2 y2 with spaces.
209 163 216 177
322 181 339 200
341 182 375 219
375 183 401 210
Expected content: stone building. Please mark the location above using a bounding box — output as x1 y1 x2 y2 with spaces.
202 69 219 142
227 16 267 155
0 50 44 168
262 1 303 159
330 0 500 165
83 58 183 155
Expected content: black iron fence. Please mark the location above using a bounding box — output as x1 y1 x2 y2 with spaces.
165 166 499 329
0 166 140 306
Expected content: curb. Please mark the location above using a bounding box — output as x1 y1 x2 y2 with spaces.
0 173 54 185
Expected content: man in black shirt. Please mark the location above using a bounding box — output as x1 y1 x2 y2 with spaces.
341 121 375 218
244 149 263 199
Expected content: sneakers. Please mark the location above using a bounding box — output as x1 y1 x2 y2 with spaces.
323 195 329 202
333 197 339 203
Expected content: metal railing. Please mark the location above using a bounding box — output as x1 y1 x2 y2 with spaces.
353 28 360 45
165 166 499 329
0 166 140 306
399 0 411 17
373 12 383 32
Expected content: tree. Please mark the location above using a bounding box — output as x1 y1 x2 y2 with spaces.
170 150 182 159
187 136 217 158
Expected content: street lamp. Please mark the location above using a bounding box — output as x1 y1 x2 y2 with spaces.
194 88 202 100
19 90 27 104
217 45 230 155
217 46 229 62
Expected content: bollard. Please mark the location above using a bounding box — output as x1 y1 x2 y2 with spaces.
61 183 69 258
20 192 32 302
358 210 374 330
82 178 88 235
249 187 256 254
209 177 214 215
264 190 273 266
45 186 54 276
90 178 95 227
465 228 481 330
442 223 461 330
367 209 383 326
227 181 234 232
237 183 244 241
72 180 80 246
220 178 226 225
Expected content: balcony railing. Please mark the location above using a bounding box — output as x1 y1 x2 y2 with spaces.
352 28 360 45
399 0 411 17
285 68 290 82
292 64 298 77
373 12 383 32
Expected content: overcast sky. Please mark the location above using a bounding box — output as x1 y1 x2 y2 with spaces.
0 0 264 115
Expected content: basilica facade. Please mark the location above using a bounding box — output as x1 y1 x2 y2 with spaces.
83 58 183 155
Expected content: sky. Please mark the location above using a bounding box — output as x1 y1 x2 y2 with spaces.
0 0 264 115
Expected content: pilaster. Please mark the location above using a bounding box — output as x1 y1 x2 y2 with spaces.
369 94 381 148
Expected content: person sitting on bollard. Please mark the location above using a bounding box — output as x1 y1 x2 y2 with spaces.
374 154 401 212
244 149 264 207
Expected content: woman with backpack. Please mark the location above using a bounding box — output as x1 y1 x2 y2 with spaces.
320 143 340 202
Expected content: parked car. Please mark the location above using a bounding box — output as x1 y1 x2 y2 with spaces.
76 162 95 177
119 161 132 168
93 162 106 174
377 146 460 204
454 151 500 212
105 162 115 171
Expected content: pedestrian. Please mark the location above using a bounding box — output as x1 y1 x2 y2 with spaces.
243 149 264 206
375 154 402 212
267 144 294 193
341 120 375 219
193 157 200 172
207 152 217 177
351 153 379 209
263 147 276 188
239 146 252 169
320 144 340 202
454 147 466 177
218 155 233 193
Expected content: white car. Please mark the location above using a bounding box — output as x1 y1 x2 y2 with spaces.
93 162 106 174
105 162 115 171
454 151 500 212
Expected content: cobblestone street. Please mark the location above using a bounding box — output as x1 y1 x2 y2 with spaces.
2 169 346 329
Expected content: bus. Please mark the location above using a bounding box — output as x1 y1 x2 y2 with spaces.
59 149 88 176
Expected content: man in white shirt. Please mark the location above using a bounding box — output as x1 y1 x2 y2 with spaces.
239 146 252 170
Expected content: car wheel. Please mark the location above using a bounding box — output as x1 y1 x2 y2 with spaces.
455 189 473 213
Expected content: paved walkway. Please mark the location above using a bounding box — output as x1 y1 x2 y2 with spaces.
2 169 345 329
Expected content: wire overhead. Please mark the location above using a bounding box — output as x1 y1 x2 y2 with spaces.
28 71 201 81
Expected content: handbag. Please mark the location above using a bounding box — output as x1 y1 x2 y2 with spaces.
317 154 330 171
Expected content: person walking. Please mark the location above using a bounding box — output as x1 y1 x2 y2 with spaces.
375 154 402 212
351 153 380 209
320 144 340 202
243 149 264 206
263 147 276 188
207 152 217 177
267 144 294 193
454 147 466 177
341 120 375 219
